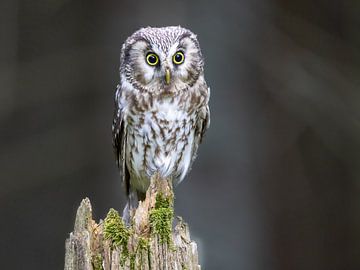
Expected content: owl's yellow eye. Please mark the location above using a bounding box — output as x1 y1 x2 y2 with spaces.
173 51 185 65
146 53 159 66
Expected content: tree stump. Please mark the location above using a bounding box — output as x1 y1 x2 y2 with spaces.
64 174 201 270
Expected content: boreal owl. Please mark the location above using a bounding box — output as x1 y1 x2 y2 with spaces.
112 26 210 214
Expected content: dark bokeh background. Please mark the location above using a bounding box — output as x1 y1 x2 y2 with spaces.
1 0 360 269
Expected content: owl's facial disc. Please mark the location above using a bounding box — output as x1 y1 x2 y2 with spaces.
126 34 203 92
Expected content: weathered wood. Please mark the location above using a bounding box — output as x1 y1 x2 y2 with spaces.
64 175 201 270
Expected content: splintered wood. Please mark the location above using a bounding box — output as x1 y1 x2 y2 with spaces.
64 175 201 270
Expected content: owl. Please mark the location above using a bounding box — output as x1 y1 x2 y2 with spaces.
112 26 210 212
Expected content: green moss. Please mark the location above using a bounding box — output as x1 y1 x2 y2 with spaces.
104 208 131 266
91 254 103 270
155 193 172 209
104 208 130 248
149 193 174 244
129 253 136 269
137 237 150 251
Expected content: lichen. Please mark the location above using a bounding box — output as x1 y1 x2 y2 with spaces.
91 254 103 270
149 193 174 244
104 208 131 266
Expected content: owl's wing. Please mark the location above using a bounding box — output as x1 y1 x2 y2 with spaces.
192 104 210 163
112 84 130 196
197 104 210 143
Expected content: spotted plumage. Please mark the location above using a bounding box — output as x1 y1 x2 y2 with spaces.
112 26 210 210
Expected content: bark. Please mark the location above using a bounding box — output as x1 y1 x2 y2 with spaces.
64 174 201 270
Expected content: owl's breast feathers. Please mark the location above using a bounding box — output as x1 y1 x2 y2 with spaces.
113 82 209 193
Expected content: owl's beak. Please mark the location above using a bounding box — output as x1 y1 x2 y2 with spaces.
165 68 171 85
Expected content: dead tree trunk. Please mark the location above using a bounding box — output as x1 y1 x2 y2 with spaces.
64 174 201 270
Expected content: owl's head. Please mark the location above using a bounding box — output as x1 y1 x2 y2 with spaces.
120 26 204 94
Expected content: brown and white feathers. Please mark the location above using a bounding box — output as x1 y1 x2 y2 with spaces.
112 26 210 203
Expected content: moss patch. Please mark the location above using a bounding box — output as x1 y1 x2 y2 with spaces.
103 208 131 261
104 208 130 248
137 237 150 251
149 193 174 244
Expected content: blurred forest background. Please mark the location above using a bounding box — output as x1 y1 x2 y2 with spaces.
1 0 360 269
